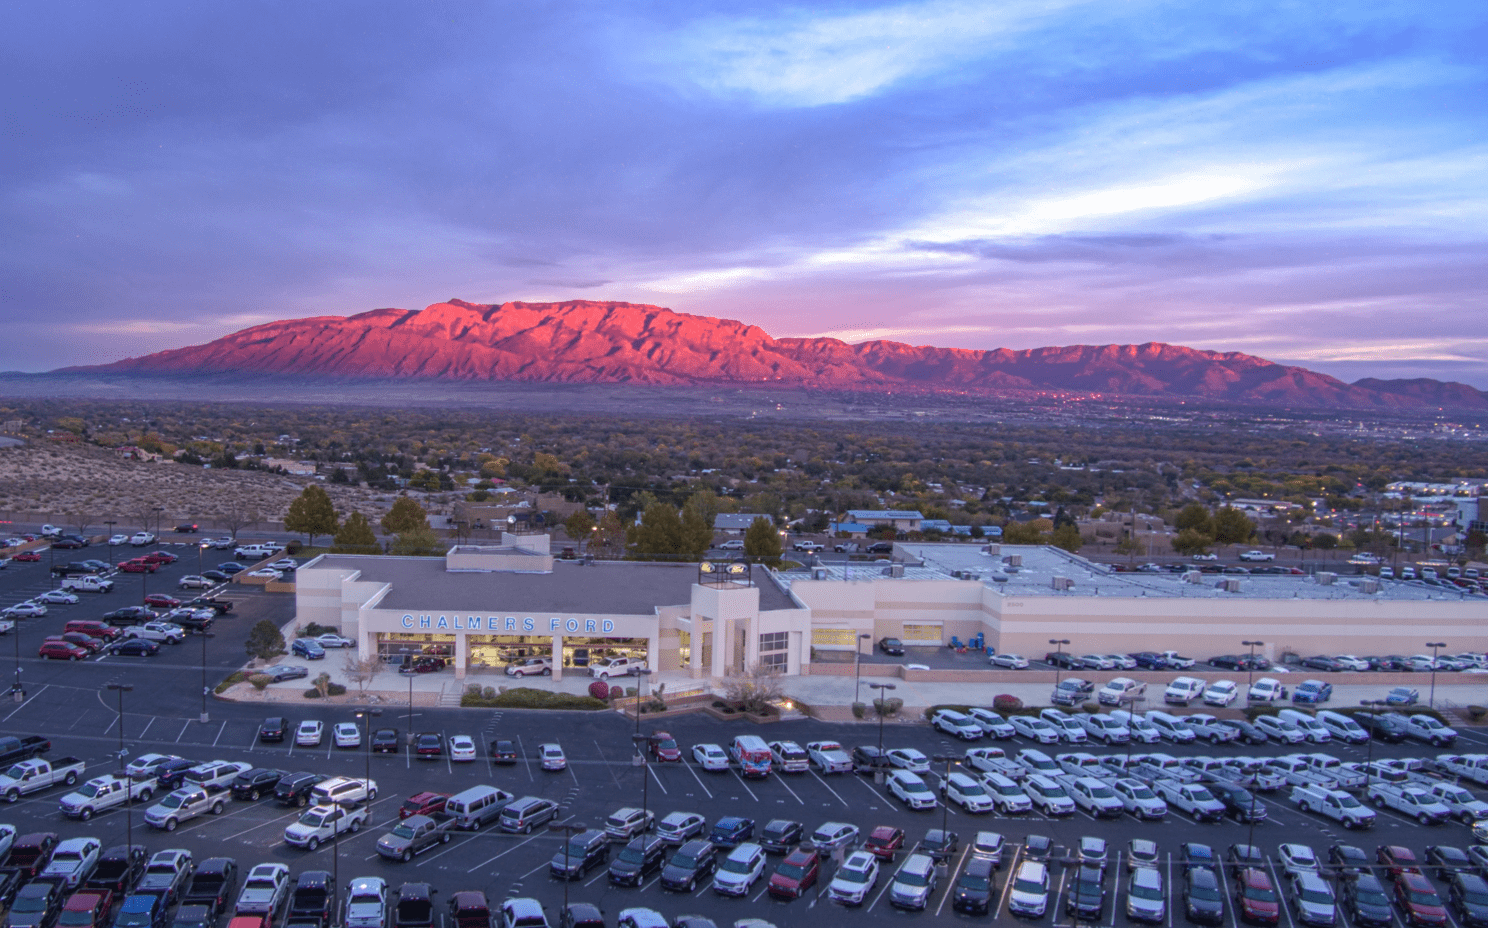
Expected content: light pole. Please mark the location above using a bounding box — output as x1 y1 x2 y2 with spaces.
630 733 651 826
106 683 134 851
1427 642 1447 708
549 821 589 917
1242 640 1264 694
197 541 207 577
399 647 415 750
932 754 957 875
105 520 116 547
11 622 22 702
855 634 871 705
1360 699 1380 788
199 632 215 723
1049 639 1070 689
870 682 896 783
153 507 164 538
356 709 383 790
633 669 652 738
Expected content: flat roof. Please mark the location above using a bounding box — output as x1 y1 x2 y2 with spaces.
310 555 797 614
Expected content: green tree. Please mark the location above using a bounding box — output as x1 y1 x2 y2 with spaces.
744 516 783 564
680 491 717 559
1171 528 1213 556
245 619 286 661
381 497 428 535
1050 523 1083 553
1312 532 1339 550
283 484 339 547
332 511 379 554
1174 503 1215 536
1212 506 1257 545
630 502 684 559
408 469 442 491
564 509 595 541
392 525 443 556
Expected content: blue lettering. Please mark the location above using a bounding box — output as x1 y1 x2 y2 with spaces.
506 617 517 632
550 618 561 632
437 616 449 630
418 617 431 629
487 617 499 631
402 616 414 629
565 618 579 633
585 619 596 633
523 617 534 632
602 620 614 633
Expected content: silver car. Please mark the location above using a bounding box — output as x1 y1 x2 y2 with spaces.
1289 871 1337 927
1127 866 1166 923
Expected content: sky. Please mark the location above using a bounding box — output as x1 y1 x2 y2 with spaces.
4 1 1487 386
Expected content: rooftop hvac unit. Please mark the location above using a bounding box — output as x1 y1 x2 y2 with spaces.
811 567 829 580
1051 576 1074 591
1184 571 1204 584
1217 578 1242 593
1316 572 1336 586
982 544 1001 556
1358 577 1379 594
889 564 905 578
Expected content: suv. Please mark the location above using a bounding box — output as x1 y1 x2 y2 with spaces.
604 807 655 841
311 777 376 806
661 840 718 892
609 835 667 886
549 830 609 880
888 854 937 910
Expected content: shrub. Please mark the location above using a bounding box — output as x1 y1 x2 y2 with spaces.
992 693 1023 711
483 686 496 699
248 674 271 690
872 697 903 718
588 681 611 700
851 702 866 719
1081 701 1100 714
303 683 347 699
1470 706 1487 721
214 671 247 694
301 622 339 637
466 684 483 696
459 686 607 710
285 540 302 555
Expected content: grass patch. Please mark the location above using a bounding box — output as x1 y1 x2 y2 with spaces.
461 686 607 711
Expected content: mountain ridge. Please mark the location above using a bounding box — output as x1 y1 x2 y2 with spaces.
64 298 1488 410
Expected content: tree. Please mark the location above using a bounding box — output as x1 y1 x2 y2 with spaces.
1171 528 1213 556
342 652 380 696
1113 535 1139 556
721 662 785 713
381 497 428 535
245 619 286 661
1175 503 1215 536
284 485 339 547
1312 532 1339 550
1050 523 1083 553
744 517 783 564
1212 506 1257 545
392 525 443 556
332 512 379 554
630 502 684 559
679 491 717 559
593 511 625 557
564 509 595 542
219 500 260 540
311 672 332 699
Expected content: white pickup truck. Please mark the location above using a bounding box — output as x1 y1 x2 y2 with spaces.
1402 715 1458 748
1267 756 1347 791
1425 782 1488 823
58 774 155 819
589 656 647 679
1238 550 1276 562
60 575 114 593
283 803 370 850
0 757 85 802
1291 785 1376 830
144 785 230 831
1365 782 1451 824
806 741 852 774
1152 780 1226 822
1436 754 1488 787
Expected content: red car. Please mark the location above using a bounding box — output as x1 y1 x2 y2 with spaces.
399 791 450 820
141 551 178 565
116 559 158 573
865 825 906 861
1396 873 1449 927
65 620 122 641
57 633 103 653
143 593 181 608
649 731 682 763
768 847 821 899
38 640 88 661
11 551 40 562
1235 868 1280 925
1379 846 1423 879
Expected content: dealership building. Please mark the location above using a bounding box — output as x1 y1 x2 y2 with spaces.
294 533 1488 680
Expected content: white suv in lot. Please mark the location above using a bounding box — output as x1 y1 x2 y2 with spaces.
886 770 938 810
940 772 995 813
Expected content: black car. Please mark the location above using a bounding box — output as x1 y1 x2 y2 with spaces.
183 598 232 615
921 829 960 864
1227 844 1267 871
1023 835 1054 862
1427 846 1475 880
109 639 160 657
1184 866 1227 925
550 830 609 880
86 845 148 896
371 729 400 753
217 563 245 575
953 855 996 915
851 745 889 775
878 637 905 656
1328 845 1371 876
50 536 89 549
1354 712 1408 743
259 717 289 743
416 734 444 759
1303 656 1344 672
1216 719 1270 745
1371 656 1409 672
1209 655 1245 670
1045 651 1081 669
103 606 157 625
660 839 718 892
274 772 326 807
1065 864 1106 919
489 740 518 764
758 819 804 855
609 835 668 886
1180 843 1218 873
866 542 894 554
169 612 214 633
7 882 61 928
1130 652 1169 669
288 870 336 927
230 768 286 801
558 904 606 928
1448 872 1488 928
154 759 199 790
1344 874 1394 927
200 571 231 582
170 904 213 928
393 884 435 928
181 858 239 915
1209 783 1266 823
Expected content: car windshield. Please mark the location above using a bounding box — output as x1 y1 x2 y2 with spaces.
959 783 987 796
396 901 431 922
561 839 590 857
1299 887 1333 905
903 781 931 794
1357 887 1389 906
1190 882 1221 902
671 854 700 869
958 874 990 891
1461 888 1488 906
896 870 928 888
300 810 331 826
720 857 754 874
1132 883 1163 901
1090 786 1115 798
1243 885 1277 903
1129 784 1156 798
617 847 646 864
1014 877 1043 894
1337 795 1362 808
839 866 872 884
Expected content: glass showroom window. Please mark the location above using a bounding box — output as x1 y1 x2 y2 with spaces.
759 631 788 670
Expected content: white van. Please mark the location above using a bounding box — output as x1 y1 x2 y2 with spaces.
1144 710 1197 744
447 784 515 830
1164 677 1206 705
1316 710 1368 744
1278 709 1332 744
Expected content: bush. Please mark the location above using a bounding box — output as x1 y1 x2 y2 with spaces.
992 693 1023 711
1081 701 1100 714
285 540 302 555
248 674 271 690
1470 706 1487 721
483 686 496 699
215 671 247 694
466 684 483 696
851 702 866 720
300 622 339 637
460 686 608 710
872 697 903 718
588 681 611 700
303 683 347 699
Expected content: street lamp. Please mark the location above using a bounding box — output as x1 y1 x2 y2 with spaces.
1359 699 1382 787
1049 639 1071 689
11 621 22 703
399 647 415 750
1427 642 1447 708
855 634 872 705
199 632 216 723
106 683 134 850
633 669 653 738
105 520 116 546
931 754 957 875
356 709 383 790
630 734 651 825
870 682 897 783
196 541 207 577
152 507 164 538
549 821 589 917
1242 640 1264 693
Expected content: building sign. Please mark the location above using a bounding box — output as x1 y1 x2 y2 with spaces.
400 614 617 633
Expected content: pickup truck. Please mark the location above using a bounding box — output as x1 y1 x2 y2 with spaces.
1424 782 1488 823
1238 550 1275 562
60 575 113 593
1265 757 1346 791
234 863 290 917
1159 651 1196 669
1152 780 1226 822
806 741 852 774
588 657 646 679
284 803 370 850
1185 715 1240 745
1401 714 1458 747
57 889 113 928
144 786 230 831
181 858 239 914
376 813 456 862
0 757 85 802
1365 782 1451 824
59 775 156 819
1215 759 1287 792
1294 753 1366 790
0 736 49 767
1435 754 1488 787
792 541 825 553
135 849 194 906
1290 785 1376 829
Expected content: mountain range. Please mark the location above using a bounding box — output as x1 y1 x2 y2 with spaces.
66 298 1488 410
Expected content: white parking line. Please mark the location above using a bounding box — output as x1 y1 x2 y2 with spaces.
174 720 191 742
210 721 227 746
647 764 669 796
515 735 532 781
934 843 973 917
683 761 714 800
1265 859 1297 928
808 770 849 807
774 773 805 805
464 831 547 873
728 768 759 802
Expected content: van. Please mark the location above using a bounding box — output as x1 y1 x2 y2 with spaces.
1401 566 1417 580
1316 711 1368 744
1144 711 1197 744
729 735 772 778
1278 709 1332 744
1164 678 1205 705
446 785 514 831
499 796 559 834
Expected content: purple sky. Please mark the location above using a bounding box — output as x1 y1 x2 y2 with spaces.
4 2 1487 386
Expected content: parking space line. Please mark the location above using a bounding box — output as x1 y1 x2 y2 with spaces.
221 804 306 839
934 843 973 917
591 740 624 789
464 831 547 873
516 859 550 881
682 760 713 800
175 720 191 742
647 764 669 796
994 845 1023 917
515 735 532 781
774 773 805 805
808 770 848 808
211 721 227 746
1266 859 1297 928
583 870 608 888
444 731 453 776
728 768 758 802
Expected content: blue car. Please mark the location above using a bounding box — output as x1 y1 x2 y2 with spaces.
1292 680 1333 704
1385 686 1420 706
291 639 326 660
708 816 755 848
113 895 166 928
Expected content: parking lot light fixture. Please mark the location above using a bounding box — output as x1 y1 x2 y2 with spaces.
932 754 957 871
356 708 383 787
1427 642 1446 708
199 631 215 723
633 668 652 737
630 734 650 824
855 633 871 704
1049 639 1070 688
870 682 897 779
399 647 415 748
10 622 21 702
106 683 134 849
1242 640 1264 692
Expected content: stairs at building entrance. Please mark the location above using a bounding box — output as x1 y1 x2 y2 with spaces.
439 685 463 707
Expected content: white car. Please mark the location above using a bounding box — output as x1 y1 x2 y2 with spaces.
296 720 324 746
1023 774 1076 816
827 850 880 905
333 723 361 748
988 653 1029 669
1254 715 1306 743
980 772 1033 813
806 741 853 774
1204 680 1240 706
540 743 566 771
941 773 996 813
885 748 931 773
1080 714 1130 745
108 534 130 546
1038 709 1088 743
34 590 80 605
269 559 298 572
124 621 184 643
177 575 213 590
1009 716 1061 744
931 709 984 740
712 843 766 896
811 821 860 850
2 602 47 618
1105 654 1138 670
344 878 388 928
1112 778 1168 819
691 743 729 772
1334 655 1370 671
1249 678 1284 702
886 770 937 810
125 753 180 780
1080 654 1116 670
450 736 477 762
1061 776 1125 818
130 532 156 546
966 708 1016 739
1008 861 1050 916
246 568 283 580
